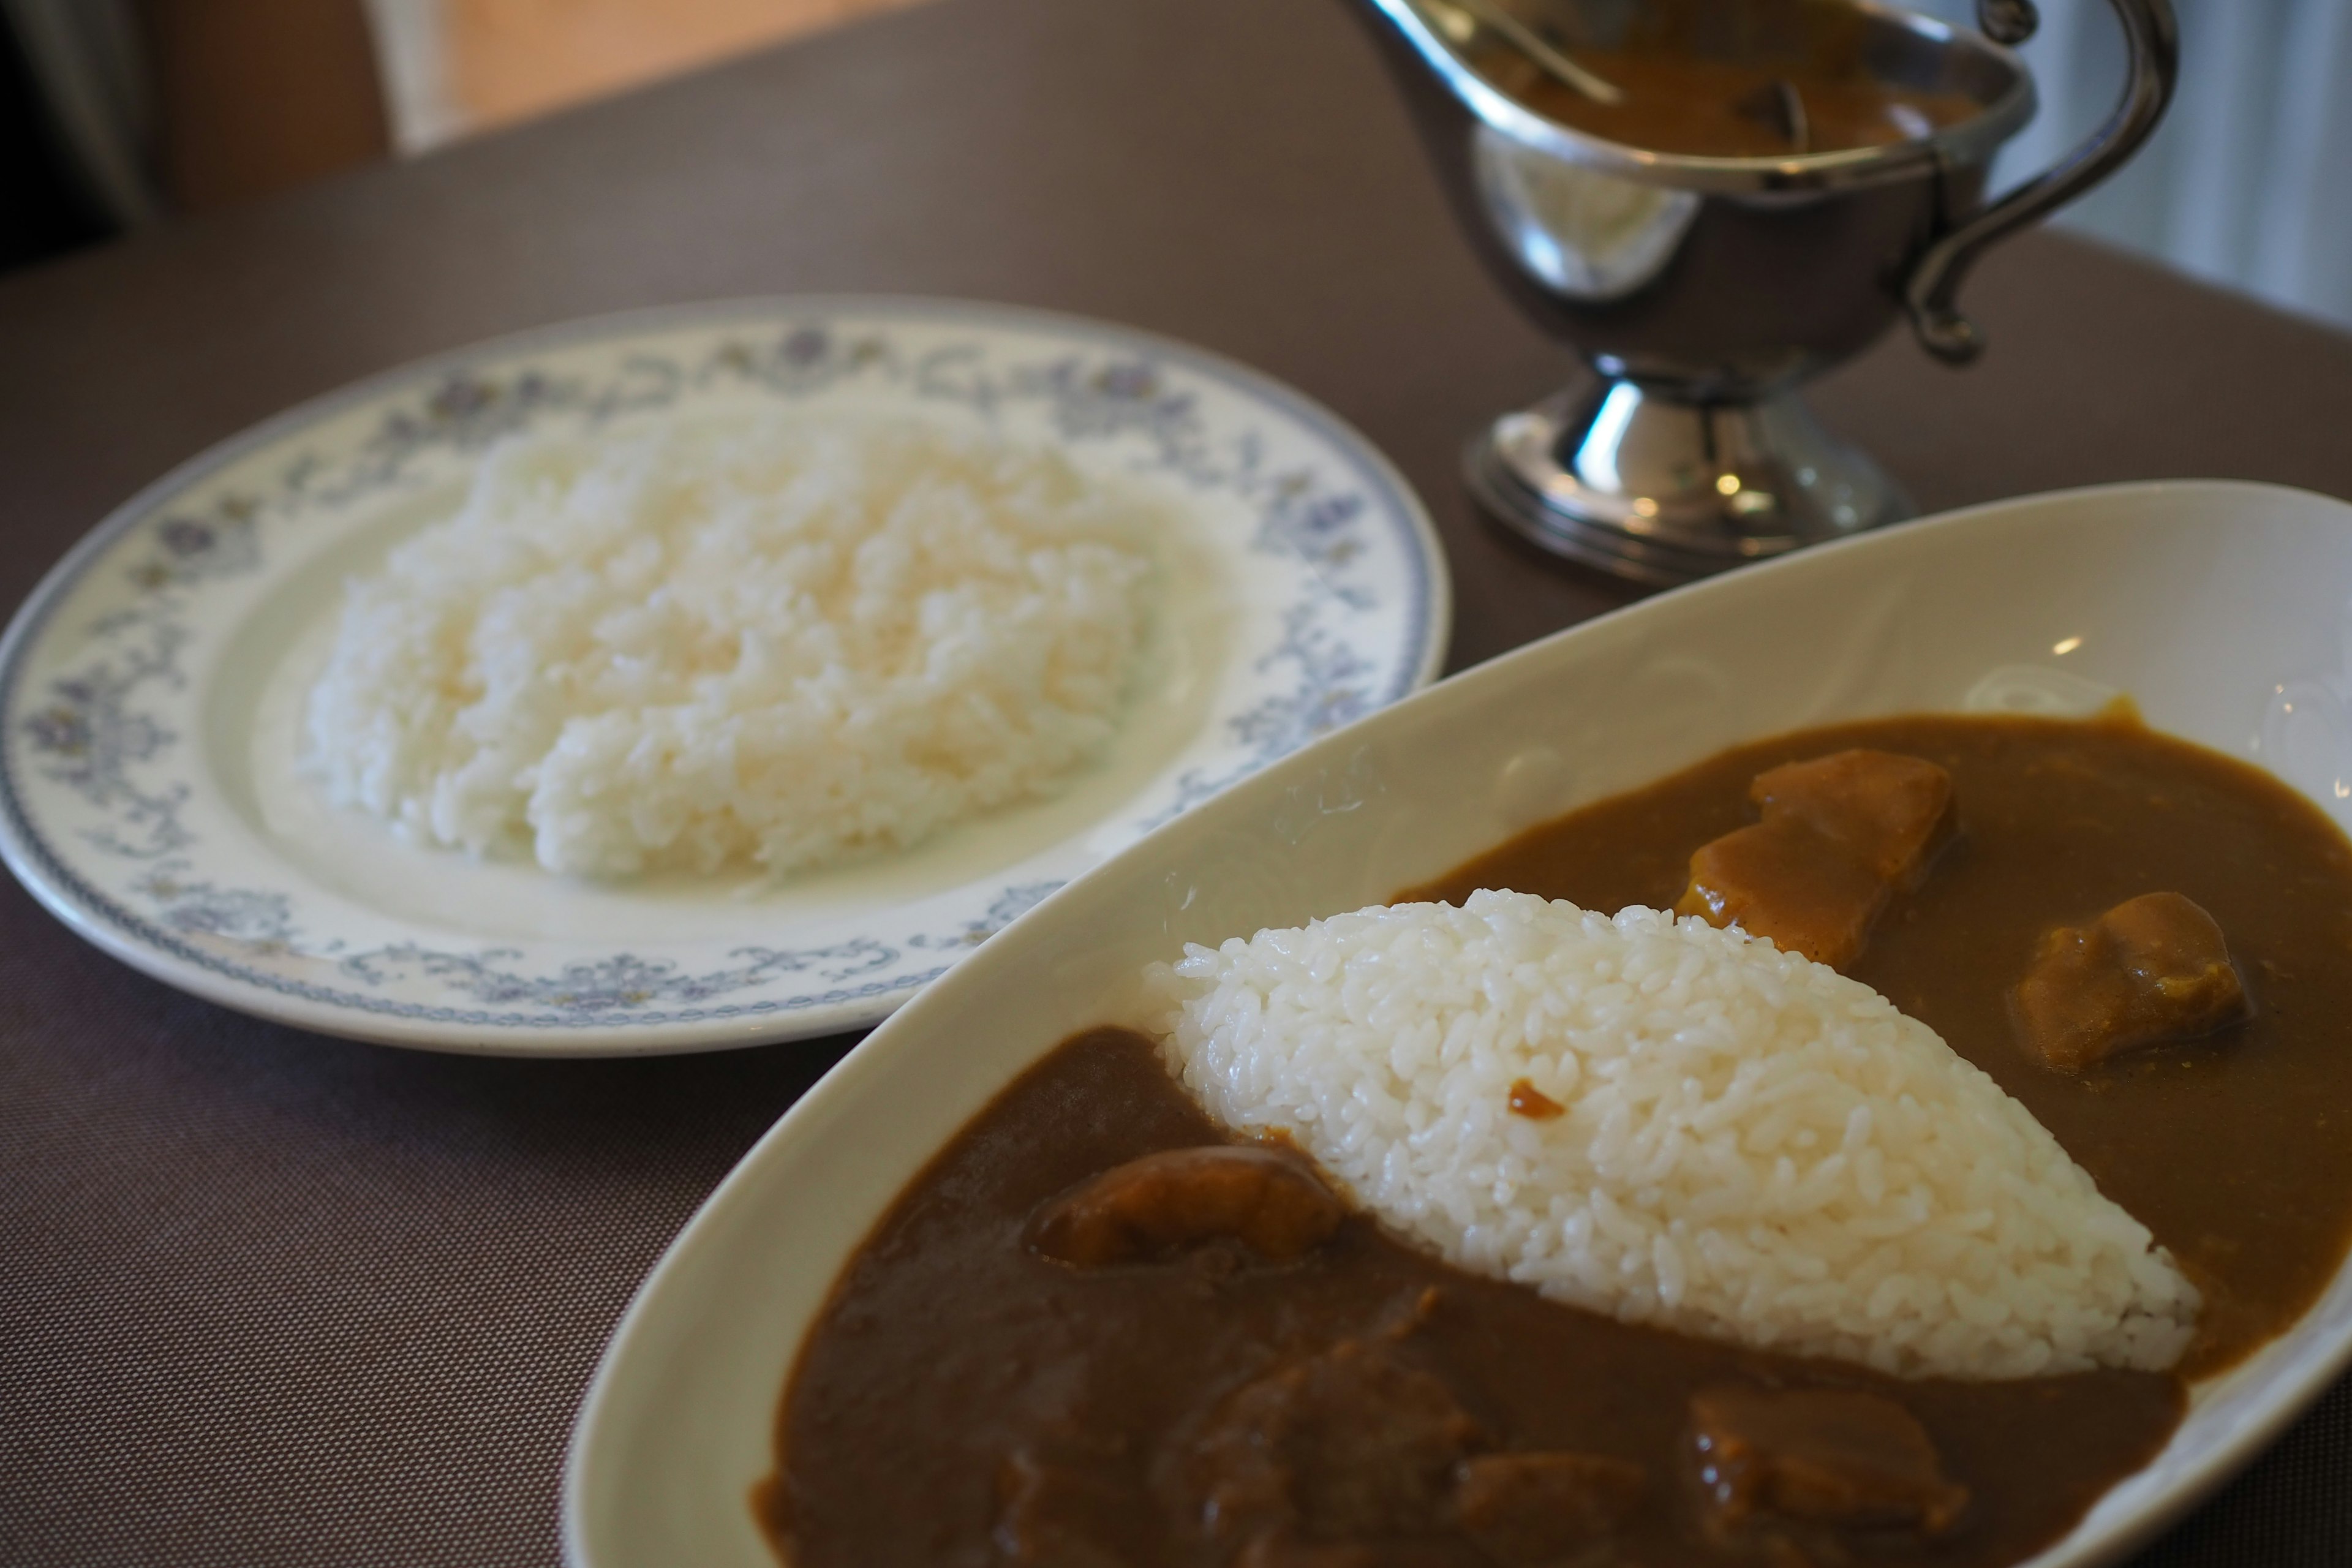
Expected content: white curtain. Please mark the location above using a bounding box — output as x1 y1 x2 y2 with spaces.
1917 0 2352 330
361 0 464 157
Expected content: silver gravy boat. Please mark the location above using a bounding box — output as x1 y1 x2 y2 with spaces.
1354 0 2179 584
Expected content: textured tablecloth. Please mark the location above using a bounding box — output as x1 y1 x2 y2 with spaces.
6 0 2352 1562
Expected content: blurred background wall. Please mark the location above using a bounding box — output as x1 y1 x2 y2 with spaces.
361 0 929 154
366 0 2352 333
5 0 2350 333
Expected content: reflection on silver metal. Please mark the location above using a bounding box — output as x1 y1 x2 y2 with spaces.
1354 0 2177 584
1468 385 1912 587
1472 127 1697 300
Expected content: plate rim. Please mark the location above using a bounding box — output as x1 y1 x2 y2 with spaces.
0 295 1452 1055
559 477 2352 1566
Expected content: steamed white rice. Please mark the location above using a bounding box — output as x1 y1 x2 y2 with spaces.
1149 889 2198 1380
305 416 1157 878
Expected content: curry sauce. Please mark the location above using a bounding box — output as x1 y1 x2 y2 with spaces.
1469 0 1985 159
766 1028 2180 1567
1412 714 2352 1376
766 714 2352 1565
1499 48 1983 158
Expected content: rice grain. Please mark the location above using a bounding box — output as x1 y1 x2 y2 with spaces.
1148 889 2198 1379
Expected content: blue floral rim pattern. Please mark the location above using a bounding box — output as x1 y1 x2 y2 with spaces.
0 298 1446 1048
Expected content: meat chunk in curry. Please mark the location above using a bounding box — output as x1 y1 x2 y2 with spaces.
2013 891 2250 1073
1688 1384 1970 1538
1677 750 1958 969
1453 1450 1646 1564
1030 1145 1344 1266
1752 749 1961 884
1179 1338 1488 1555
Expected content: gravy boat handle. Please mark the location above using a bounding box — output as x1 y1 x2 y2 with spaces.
1904 0 2179 365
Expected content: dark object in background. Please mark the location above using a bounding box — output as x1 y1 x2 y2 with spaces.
0 16 115 270
138 0 389 213
0 0 388 276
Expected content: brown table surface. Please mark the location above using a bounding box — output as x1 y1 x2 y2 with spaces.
7 0 2352 1563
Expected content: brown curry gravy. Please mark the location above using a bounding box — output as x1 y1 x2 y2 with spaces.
1498 49 1982 159
766 714 2352 1564
1409 714 2352 1377
1470 0 1984 159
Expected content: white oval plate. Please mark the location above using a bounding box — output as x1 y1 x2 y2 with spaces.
0 298 1448 1055
565 480 2352 1567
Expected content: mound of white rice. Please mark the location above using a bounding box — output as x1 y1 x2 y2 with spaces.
306 417 1157 878
1149 890 2198 1379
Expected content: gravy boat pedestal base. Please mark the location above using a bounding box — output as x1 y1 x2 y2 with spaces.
1469 381 1913 587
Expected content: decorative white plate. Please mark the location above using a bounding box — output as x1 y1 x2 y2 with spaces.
564 480 2352 1568
0 299 1447 1054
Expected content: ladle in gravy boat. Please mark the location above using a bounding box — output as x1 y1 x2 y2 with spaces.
1353 0 2178 585
1419 0 1628 105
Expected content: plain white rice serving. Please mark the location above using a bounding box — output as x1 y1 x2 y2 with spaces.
306 416 1157 877
1149 889 2198 1380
